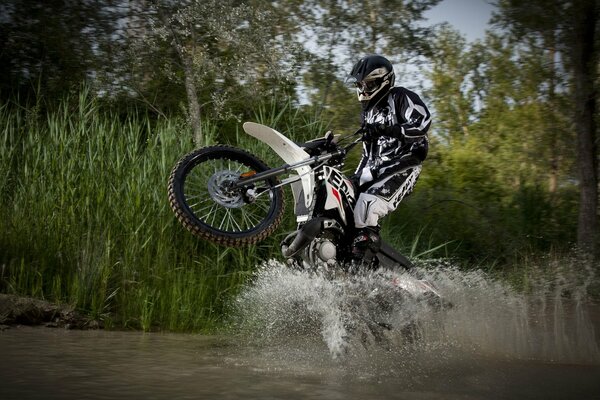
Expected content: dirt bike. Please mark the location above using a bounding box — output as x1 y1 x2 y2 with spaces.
167 122 441 290
167 122 447 348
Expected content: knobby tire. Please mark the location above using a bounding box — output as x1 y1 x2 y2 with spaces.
167 145 284 247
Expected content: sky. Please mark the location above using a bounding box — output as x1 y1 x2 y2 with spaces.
424 0 496 42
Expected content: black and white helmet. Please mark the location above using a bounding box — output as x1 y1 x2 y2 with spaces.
346 55 395 110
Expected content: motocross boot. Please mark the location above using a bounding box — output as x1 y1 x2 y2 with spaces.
349 226 381 272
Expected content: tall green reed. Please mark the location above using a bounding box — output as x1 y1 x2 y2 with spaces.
0 90 283 331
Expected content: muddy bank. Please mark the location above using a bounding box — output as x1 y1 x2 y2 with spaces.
0 294 101 330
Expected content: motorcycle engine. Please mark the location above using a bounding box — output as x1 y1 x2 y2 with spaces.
282 224 344 268
306 237 337 264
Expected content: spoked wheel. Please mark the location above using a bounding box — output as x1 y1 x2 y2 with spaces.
168 145 284 246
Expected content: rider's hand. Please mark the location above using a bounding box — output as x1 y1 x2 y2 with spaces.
361 123 384 141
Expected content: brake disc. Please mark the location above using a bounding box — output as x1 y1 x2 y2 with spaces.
207 170 245 208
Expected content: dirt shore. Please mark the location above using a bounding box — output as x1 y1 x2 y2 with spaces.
0 294 101 330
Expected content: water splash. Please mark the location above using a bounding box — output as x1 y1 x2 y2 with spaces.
416 261 600 363
232 258 600 364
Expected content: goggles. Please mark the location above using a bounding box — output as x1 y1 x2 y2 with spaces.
354 78 382 93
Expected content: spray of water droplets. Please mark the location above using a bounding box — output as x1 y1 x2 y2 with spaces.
231 258 600 364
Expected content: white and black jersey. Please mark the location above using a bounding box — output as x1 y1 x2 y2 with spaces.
352 87 431 229
355 87 431 186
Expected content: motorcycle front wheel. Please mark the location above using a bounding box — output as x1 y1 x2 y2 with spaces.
168 145 284 246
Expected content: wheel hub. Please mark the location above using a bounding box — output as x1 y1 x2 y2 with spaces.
207 170 245 208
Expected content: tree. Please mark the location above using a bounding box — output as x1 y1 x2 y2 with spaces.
426 24 475 144
0 0 117 101
420 24 579 259
123 0 299 144
493 0 599 255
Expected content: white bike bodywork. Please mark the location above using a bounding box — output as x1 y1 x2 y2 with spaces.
243 122 315 209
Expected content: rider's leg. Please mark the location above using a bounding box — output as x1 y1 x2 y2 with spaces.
351 166 422 265
351 225 382 264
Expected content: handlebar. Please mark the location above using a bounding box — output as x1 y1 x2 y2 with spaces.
339 128 365 154
233 128 364 189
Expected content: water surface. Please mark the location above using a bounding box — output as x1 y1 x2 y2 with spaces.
1 326 599 400
2 260 600 399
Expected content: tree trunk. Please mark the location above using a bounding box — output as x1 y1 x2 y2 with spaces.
182 56 203 146
157 5 203 146
572 0 598 255
547 42 558 195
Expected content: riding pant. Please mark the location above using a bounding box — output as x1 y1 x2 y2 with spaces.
353 165 421 228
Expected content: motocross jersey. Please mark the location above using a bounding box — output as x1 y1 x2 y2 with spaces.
355 87 431 186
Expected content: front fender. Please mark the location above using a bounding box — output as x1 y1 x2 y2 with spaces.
243 122 315 208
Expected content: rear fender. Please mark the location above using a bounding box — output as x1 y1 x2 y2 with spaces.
377 240 415 270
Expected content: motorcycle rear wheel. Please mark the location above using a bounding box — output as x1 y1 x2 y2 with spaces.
168 145 284 246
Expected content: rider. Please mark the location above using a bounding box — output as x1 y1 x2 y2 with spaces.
345 54 431 265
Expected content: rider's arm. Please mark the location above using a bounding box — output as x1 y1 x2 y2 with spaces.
379 88 431 140
384 88 430 163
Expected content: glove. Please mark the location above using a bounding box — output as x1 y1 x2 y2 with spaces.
361 123 384 141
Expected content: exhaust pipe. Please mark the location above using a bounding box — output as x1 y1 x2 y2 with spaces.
281 218 326 258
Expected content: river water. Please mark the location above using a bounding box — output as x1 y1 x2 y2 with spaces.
1 260 600 399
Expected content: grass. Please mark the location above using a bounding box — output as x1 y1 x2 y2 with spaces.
0 90 289 332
